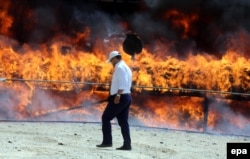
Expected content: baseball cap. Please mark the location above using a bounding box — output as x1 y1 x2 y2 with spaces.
106 51 121 63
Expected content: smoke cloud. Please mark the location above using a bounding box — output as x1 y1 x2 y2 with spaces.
1 0 249 58
207 97 250 136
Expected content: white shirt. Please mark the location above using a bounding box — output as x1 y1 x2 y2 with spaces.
110 60 132 95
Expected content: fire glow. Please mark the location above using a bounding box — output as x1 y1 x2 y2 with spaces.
0 0 250 136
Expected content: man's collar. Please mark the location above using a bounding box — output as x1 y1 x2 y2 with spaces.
115 60 122 67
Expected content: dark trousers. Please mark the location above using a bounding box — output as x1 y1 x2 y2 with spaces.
101 94 132 146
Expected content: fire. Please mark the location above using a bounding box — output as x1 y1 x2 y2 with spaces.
163 9 199 39
0 1 250 136
129 50 250 94
131 95 204 131
0 1 13 36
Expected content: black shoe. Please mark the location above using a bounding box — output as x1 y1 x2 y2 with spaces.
96 143 112 148
116 145 132 150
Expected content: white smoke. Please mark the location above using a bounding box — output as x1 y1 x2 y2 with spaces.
207 98 250 136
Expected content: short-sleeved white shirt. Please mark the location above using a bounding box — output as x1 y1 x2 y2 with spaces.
110 60 132 95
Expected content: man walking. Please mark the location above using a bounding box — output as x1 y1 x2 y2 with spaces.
96 50 132 150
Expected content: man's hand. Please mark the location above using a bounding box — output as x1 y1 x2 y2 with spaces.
114 95 120 104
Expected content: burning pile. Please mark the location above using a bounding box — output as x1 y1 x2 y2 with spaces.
0 0 250 136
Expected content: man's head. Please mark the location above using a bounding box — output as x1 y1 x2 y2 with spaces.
106 51 122 66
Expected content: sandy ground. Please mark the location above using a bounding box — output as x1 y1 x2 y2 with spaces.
0 121 249 159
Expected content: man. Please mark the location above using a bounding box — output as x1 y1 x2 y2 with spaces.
96 50 132 150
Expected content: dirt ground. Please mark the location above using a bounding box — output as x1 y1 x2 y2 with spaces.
0 121 249 159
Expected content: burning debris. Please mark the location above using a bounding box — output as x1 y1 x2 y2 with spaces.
0 0 250 136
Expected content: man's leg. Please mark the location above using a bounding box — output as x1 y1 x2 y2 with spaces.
101 103 114 145
116 94 132 150
117 105 131 145
97 96 127 147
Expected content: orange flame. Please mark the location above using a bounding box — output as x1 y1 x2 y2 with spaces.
0 3 250 136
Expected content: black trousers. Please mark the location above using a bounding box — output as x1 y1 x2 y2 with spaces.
101 94 132 146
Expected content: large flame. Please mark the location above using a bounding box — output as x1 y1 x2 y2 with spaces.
0 1 250 136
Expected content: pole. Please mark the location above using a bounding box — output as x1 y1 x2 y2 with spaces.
1 77 250 96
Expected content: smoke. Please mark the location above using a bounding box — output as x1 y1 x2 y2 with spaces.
29 7 57 43
0 89 20 119
31 89 62 119
2 0 250 58
141 0 250 57
207 97 250 136
0 87 61 120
